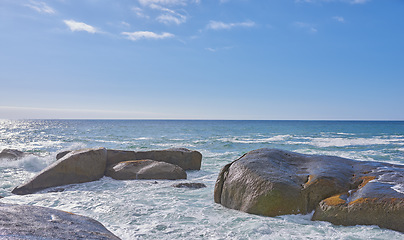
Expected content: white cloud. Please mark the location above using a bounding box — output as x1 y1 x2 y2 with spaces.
148 3 188 25
295 0 370 4
333 16 345 22
206 20 255 30
294 22 318 33
122 31 174 41
121 21 131 28
132 7 150 19
205 46 234 52
24 0 55 14
157 14 186 25
64 20 98 34
348 0 370 4
139 0 187 6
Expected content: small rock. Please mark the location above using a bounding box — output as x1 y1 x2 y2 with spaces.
172 183 207 189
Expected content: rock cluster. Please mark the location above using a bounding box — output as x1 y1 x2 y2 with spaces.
12 147 202 195
214 148 404 233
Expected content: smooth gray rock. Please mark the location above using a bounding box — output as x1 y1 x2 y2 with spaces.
0 203 120 240
214 148 404 232
12 148 107 195
106 159 187 180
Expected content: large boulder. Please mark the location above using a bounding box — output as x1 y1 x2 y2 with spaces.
12 148 107 195
105 160 187 180
0 148 27 160
214 148 404 232
106 148 202 170
0 203 120 239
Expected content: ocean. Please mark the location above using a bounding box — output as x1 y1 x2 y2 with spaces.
1 120 403 239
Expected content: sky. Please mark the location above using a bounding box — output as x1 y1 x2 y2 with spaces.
0 0 403 120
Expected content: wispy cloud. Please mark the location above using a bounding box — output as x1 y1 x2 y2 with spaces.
24 0 55 14
206 20 255 30
122 31 174 41
64 20 99 34
132 7 150 19
157 14 186 25
139 0 187 6
294 21 318 33
333 16 345 23
149 4 187 25
205 46 234 52
295 0 370 4
348 0 370 4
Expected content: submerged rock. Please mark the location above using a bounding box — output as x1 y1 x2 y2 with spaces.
106 159 187 180
172 182 207 189
214 148 404 232
0 203 120 240
106 148 202 170
0 148 27 160
12 148 107 195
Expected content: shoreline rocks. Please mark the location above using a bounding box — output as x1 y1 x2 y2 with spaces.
0 203 120 240
214 148 404 233
12 147 202 195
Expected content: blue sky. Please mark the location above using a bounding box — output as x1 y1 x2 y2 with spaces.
0 0 403 120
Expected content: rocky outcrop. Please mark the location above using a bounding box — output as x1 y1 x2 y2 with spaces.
12 148 107 195
106 148 202 170
214 148 404 232
12 147 202 195
0 203 120 239
105 160 187 180
0 148 28 160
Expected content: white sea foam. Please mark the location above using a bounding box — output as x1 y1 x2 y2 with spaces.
308 137 404 148
218 135 292 144
392 184 404 194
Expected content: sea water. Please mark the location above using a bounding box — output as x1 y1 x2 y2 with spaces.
0 120 403 239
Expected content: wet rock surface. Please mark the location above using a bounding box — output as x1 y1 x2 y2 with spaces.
0 203 120 240
214 148 404 232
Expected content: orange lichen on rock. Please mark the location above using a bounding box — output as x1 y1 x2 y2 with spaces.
349 197 378 205
323 194 346 206
358 176 376 188
303 175 316 187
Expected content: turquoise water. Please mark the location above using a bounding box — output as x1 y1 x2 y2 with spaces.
1 120 403 239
